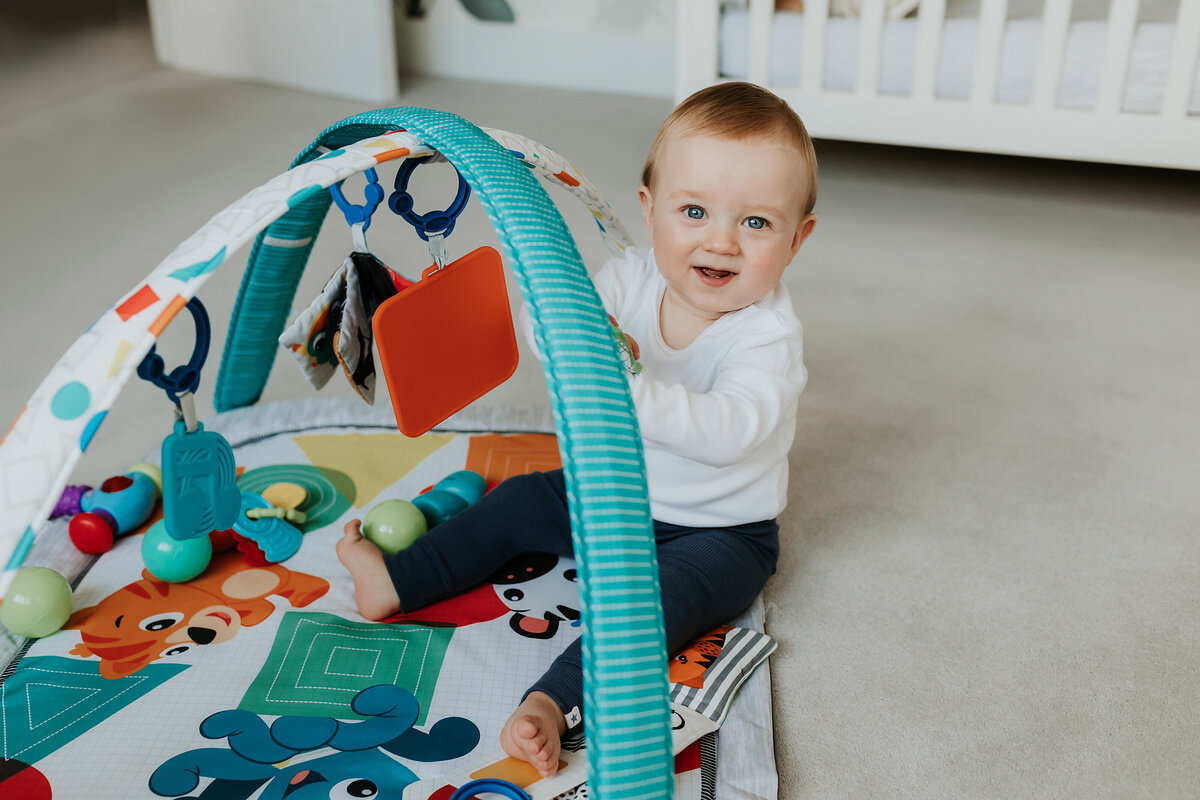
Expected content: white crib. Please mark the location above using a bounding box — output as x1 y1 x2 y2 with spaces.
676 0 1200 169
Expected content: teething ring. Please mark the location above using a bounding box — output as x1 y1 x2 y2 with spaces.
329 167 385 232
388 156 472 241
447 778 530 800
136 297 211 406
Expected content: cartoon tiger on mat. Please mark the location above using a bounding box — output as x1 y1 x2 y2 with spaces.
669 625 733 689
66 551 329 679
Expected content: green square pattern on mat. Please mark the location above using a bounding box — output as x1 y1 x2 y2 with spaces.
240 612 452 725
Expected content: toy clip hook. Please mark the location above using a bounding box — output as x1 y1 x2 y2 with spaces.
351 224 369 254
330 168 385 253
427 232 448 270
177 391 199 433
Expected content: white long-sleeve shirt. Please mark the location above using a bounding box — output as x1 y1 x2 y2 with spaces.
522 248 806 527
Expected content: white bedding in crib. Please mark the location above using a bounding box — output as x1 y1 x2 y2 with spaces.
720 5 1200 113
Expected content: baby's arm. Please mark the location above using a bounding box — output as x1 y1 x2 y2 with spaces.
628 335 805 467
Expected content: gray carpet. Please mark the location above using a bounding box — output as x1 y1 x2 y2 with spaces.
2 8 1197 798
774 145 1200 797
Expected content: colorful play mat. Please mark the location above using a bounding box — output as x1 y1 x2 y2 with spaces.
1 399 778 799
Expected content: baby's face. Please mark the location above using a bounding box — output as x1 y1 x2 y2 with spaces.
640 133 815 320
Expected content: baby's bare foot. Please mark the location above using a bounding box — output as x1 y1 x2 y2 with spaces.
336 519 401 620
499 691 568 778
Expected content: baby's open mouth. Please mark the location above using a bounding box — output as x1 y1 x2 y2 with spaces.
695 266 735 280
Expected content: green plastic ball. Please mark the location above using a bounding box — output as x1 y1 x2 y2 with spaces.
142 519 212 582
362 499 428 556
0 567 73 639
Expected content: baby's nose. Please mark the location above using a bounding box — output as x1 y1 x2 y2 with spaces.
703 229 739 255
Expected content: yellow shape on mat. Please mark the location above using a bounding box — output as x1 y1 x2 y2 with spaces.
470 755 566 788
262 482 307 509
293 432 455 508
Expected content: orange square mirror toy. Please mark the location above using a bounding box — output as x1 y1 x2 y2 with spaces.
373 246 519 436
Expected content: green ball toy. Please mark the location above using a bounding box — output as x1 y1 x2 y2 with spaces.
0 567 73 639
362 499 428 556
142 519 212 582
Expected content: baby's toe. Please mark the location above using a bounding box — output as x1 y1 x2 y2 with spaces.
513 716 537 740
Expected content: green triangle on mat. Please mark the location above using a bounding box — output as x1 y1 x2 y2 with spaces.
1 656 187 765
25 682 101 730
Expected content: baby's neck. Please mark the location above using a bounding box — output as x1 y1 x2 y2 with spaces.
659 290 724 350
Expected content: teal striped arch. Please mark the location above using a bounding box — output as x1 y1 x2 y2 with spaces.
216 109 673 799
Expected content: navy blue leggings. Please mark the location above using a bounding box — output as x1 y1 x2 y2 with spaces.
383 469 779 722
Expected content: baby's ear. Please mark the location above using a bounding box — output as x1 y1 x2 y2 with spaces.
638 185 655 233
791 214 817 258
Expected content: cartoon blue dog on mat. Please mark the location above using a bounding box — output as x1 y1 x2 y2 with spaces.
149 685 479 799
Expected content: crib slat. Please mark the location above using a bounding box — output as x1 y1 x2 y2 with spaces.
1163 0 1200 116
804 0 831 93
972 0 1008 105
913 0 948 100
856 0 887 96
748 0 775 85
1097 0 1140 113
1033 0 1073 108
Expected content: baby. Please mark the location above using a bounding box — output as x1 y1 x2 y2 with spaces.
338 81 817 777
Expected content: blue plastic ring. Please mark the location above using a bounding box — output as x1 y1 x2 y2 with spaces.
329 167 385 232
136 297 211 405
388 155 472 241
447 778 531 800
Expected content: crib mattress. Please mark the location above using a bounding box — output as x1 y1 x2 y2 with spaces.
720 6 1200 113
0 398 779 800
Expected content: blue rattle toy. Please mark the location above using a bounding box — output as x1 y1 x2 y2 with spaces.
65 463 161 554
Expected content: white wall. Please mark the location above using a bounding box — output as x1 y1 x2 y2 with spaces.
147 0 674 101
147 0 399 103
395 0 676 98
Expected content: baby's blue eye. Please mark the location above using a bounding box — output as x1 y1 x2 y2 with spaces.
745 216 768 230
685 206 705 220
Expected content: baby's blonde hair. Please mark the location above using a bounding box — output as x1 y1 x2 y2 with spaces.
642 82 818 215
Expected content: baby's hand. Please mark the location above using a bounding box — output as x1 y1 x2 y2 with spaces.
608 314 642 375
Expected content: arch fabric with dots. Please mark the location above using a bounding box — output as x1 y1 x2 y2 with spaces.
218 108 674 799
